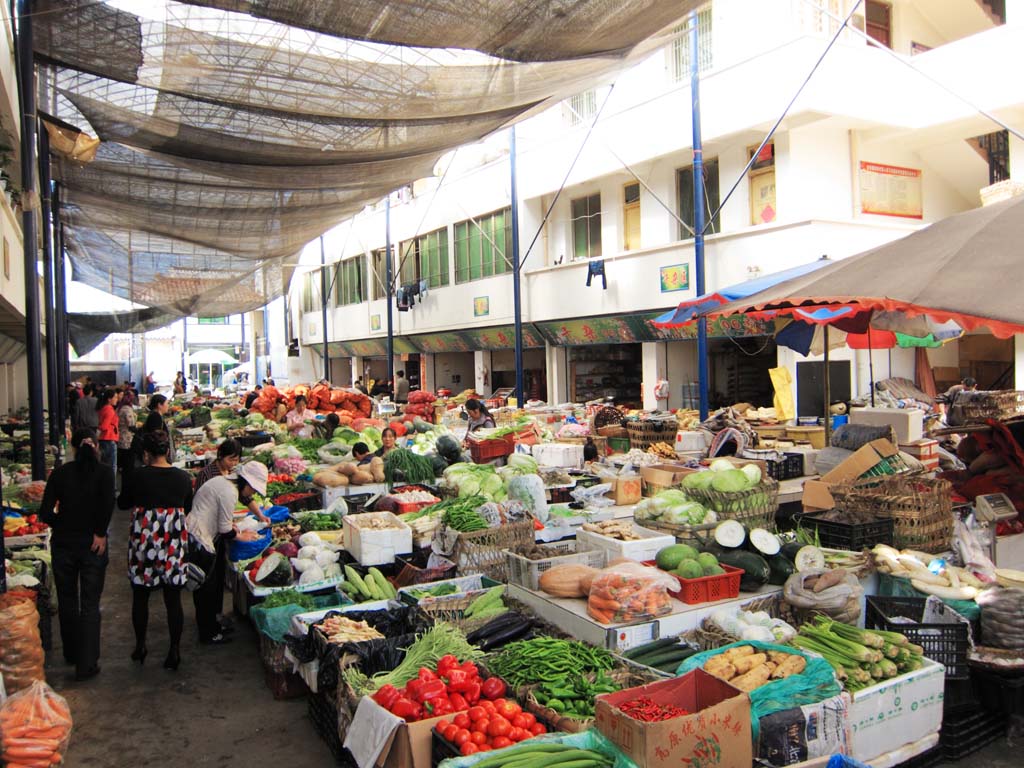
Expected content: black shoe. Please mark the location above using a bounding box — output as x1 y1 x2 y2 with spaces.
216 615 235 630
218 623 236 635
200 633 232 646
75 666 101 681
131 646 148 665
163 647 181 671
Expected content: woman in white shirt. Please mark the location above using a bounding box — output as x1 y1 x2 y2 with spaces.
186 461 268 644
284 394 316 438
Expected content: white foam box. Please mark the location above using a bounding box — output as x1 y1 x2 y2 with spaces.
848 407 924 444
575 523 675 563
531 443 585 468
847 657 944 763
343 511 413 566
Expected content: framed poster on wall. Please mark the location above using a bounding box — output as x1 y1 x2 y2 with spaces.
859 162 923 219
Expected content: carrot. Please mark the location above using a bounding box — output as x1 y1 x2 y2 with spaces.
3 739 60 750
588 595 621 611
587 607 613 623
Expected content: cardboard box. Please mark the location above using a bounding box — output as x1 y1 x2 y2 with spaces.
611 474 643 505
900 439 938 459
848 407 924 444
802 439 900 512
756 694 850 767
595 668 752 768
847 657 945 763
640 463 696 495
351 694 448 768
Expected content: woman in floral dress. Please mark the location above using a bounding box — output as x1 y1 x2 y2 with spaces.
118 430 193 670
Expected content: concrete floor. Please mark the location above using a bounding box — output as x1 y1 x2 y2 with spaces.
40 515 1017 767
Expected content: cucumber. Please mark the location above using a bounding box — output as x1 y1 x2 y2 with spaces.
633 647 697 667
344 565 372 599
767 555 796 585
717 549 771 591
622 637 680 660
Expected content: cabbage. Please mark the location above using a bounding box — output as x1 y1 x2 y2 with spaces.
458 478 481 497
709 458 736 473
634 499 656 520
655 489 690 506
298 563 325 585
741 464 762 486
507 453 539 474
711 469 748 493
482 474 505 495
740 626 775 642
682 471 715 491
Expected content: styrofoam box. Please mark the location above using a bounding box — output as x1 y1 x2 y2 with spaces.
849 407 924 444
343 511 413 566
847 657 945 763
576 524 676 563
531 443 585 468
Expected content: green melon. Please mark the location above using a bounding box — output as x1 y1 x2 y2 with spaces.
696 552 719 571
655 544 699 571
674 559 704 580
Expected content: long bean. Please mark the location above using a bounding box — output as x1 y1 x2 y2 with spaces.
487 637 614 689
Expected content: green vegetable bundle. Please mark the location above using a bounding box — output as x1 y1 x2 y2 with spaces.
487 637 615 690
439 496 490 532
290 437 327 462
261 588 316 611
791 616 924 691
383 448 437 485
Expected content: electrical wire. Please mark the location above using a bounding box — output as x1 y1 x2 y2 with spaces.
706 0 865 235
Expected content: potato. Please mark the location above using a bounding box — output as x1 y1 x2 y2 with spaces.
733 653 768 676
369 456 384 469
704 655 737 681
731 664 772 692
772 654 807 679
371 468 386 483
313 471 347 488
723 645 755 661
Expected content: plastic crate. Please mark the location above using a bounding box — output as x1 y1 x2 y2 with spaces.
939 707 1006 761
505 540 606 591
607 436 630 454
944 677 980 715
431 729 461 766
468 437 512 463
307 689 346 764
576 524 676 564
643 561 743 605
865 596 971 679
764 452 804 481
343 492 378 515
275 491 323 514
972 667 1024 717
798 512 895 550
237 432 273 448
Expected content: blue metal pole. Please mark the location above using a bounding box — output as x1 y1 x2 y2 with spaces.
690 10 709 421
320 236 330 379
509 127 524 407
385 197 395 389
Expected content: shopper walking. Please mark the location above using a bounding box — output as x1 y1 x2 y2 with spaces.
117 393 137 490
118 430 193 671
96 388 120 485
72 383 99 433
187 461 268 645
394 370 410 403
147 394 176 461
38 428 114 681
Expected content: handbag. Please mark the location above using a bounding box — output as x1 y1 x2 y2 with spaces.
183 538 216 592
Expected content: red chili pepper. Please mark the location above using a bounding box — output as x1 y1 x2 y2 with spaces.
618 697 690 722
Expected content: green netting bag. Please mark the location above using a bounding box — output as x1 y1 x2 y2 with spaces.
877 573 980 621
677 640 841 741
439 728 638 768
250 593 349 642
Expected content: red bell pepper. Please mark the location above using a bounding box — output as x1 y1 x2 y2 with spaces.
445 668 470 692
448 692 469 712
459 661 479 678
405 678 426 701
416 680 448 703
425 695 453 717
372 684 401 710
418 667 440 682
389 697 420 721
463 680 481 705
437 655 460 677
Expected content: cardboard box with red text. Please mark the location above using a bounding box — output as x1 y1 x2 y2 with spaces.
802 438 900 511
594 668 752 768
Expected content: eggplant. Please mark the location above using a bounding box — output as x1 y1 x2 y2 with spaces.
466 611 523 644
478 620 534 651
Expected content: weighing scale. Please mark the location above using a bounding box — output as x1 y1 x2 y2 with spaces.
972 493 1018 565
375 397 398 419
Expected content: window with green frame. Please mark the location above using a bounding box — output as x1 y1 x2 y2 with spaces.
398 228 450 288
454 208 511 284
335 256 367 306
370 248 389 301
197 316 228 325
570 193 602 260
301 272 318 312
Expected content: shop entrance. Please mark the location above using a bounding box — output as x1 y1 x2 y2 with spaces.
569 343 642 407
490 349 547 402
708 337 777 410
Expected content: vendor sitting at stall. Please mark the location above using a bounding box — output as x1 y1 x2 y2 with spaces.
194 439 268 524
464 399 496 433
352 442 372 465
284 394 316 438
374 427 398 458
314 412 341 441
941 376 978 403
244 385 261 410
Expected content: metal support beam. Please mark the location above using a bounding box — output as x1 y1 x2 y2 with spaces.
38 120 59 451
54 185 70 393
319 236 330 380
509 127 524 407
17 0 44 479
690 10 710 421
385 197 394 390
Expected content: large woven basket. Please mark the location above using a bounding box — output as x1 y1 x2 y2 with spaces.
451 519 535 581
625 418 678 451
638 519 717 547
682 477 780 531
951 390 1024 424
829 474 954 553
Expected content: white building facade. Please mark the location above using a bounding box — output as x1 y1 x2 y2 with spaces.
291 0 1024 414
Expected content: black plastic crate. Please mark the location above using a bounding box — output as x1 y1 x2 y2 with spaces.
894 744 943 768
944 677 980 715
308 689 346 764
800 512 895 551
865 596 970 679
940 708 1006 761
237 432 273 448
343 492 379 515
765 453 804 481
972 667 1024 717
276 491 324 514
431 729 461 767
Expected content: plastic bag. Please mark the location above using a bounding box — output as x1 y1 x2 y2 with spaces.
318 441 352 465
678 640 841 741
0 680 73 767
0 595 45 694
571 482 614 508
507 474 547 517
272 444 302 459
784 568 863 624
586 563 677 624
228 527 272 562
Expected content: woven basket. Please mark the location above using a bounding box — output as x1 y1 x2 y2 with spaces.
258 633 292 674
953 390 1024 424
451 519 535 581
593 406 625 429
638 519 717 547
829 475 954 553
681 593 784 651
681 478 780 531
625 418 678 451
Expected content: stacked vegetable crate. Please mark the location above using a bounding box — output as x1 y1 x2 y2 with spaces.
865 596 971 679
797 511 895 550
505 541 606 591
449 518 535 581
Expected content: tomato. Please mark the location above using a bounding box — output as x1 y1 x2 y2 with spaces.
460 742 479 756
497 701 521 720
508 727 528 742
480 677 507 700
452 729 471 747
491 737 513 750
476 745 492 752
480 701 497 715
470 732 487 746
520 712 536 728
435 720 451 734
473 718 490 735
453 713 470 730
487 717 511 738
529 722 547 736
511 714 528 730
467 706 486 722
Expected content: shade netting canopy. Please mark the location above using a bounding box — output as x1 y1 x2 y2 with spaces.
36 0 700 344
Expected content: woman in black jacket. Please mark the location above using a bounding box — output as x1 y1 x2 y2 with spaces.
39 428 115 681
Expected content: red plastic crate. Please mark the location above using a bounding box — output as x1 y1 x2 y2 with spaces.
469 438 513 463
643 562 743 605
393 499 438 515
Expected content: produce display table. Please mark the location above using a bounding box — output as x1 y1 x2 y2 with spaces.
507 582 783 652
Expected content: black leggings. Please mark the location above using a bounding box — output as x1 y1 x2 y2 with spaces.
131 584 183 650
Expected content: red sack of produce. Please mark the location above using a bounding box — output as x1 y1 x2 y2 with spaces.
329 389 348 406
408 390 437 405
388 421 407 437
0 680 74 768
337 412 354 426
309 383 331 410
403 404 434 418
352 417 384 432
0 594 45 694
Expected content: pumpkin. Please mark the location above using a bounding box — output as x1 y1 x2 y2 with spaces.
538 564 601 598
